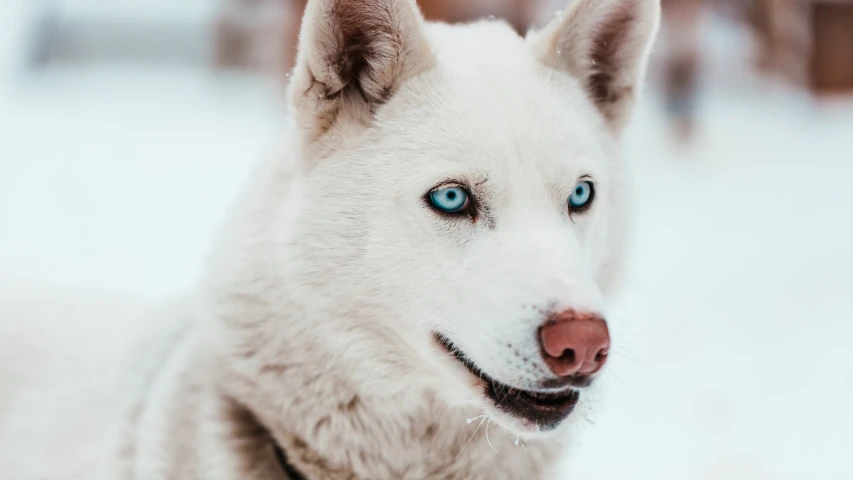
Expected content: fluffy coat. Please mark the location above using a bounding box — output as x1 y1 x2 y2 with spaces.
0 1 659 478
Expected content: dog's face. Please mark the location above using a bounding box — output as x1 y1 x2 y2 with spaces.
246 0 658 437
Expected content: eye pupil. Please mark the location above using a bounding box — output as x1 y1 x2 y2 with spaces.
446 191 456 200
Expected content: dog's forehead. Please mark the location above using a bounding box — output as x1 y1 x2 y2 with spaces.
424 22 567 106
373 22 608 176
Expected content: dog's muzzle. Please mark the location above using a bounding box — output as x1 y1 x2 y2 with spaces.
435 333 584 430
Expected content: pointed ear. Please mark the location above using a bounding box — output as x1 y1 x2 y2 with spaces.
289 0 435 141
528 0 660 131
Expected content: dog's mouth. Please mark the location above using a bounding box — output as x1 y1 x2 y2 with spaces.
433 333 579 431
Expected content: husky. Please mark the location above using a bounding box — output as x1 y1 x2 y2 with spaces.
0 0 659 478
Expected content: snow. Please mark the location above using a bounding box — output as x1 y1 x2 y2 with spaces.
2 5 853 478
557 89 853 479
36 0 217 25
0 66 286 298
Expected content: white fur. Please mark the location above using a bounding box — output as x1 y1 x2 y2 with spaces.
0 1 659 478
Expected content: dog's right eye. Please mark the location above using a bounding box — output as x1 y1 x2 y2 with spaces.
428 185 471 215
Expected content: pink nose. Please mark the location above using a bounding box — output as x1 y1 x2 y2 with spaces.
539 310 610 377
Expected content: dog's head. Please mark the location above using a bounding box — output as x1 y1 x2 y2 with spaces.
217 0 659 438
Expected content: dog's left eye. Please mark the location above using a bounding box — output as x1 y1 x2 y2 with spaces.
429 185 471 214
568 181 594 212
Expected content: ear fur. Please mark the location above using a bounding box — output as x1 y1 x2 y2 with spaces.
529 0 661 130
289 0 435 141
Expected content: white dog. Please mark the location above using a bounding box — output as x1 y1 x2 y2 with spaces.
0 0 659 478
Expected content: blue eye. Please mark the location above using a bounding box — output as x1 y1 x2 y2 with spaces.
568 181 594 210
429 185 470 214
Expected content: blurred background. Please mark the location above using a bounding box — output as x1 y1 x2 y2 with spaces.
0 0 851 478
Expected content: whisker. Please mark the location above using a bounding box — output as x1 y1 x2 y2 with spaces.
610 347 642 365
485 418 497 453
455 414 487 461
603 368 622 383
466 413 487 424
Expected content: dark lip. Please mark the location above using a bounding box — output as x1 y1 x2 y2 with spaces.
433 333 580 431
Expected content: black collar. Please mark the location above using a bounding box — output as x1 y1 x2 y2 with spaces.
272 440 308 480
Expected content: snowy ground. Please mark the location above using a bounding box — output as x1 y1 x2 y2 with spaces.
2 8 853 478
0 66 286 298
561 88 853 479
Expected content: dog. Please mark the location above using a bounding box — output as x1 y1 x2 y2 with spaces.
0 0 659 478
